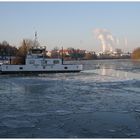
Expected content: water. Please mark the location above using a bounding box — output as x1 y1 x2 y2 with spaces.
0 59 140 138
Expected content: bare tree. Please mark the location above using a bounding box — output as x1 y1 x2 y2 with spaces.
13 39 34 64
131 47 140 59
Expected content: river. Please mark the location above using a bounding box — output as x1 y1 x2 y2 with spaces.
0 59 140 138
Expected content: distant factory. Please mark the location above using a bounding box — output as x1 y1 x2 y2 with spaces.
97 48 131 59
94 28 131 59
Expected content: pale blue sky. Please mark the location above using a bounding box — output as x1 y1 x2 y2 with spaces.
0 2 140 52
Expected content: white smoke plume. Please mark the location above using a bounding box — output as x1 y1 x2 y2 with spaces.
94 28 116 52
116 38 120 46
124 37 128 47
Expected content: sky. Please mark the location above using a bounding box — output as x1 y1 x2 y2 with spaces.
0 2 140 52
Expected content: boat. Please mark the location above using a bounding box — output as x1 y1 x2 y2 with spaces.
0 34 83 74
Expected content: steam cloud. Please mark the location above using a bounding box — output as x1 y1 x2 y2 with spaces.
94 28 116 52
124 37 128 47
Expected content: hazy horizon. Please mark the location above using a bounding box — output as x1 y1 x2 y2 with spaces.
0 2 140 52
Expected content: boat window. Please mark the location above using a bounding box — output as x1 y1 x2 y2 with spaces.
19 67 23 70
30 60 35 64
32 49 43 54
45 60 47 64
41 60 47 65
37 56 43 58
53 60 59 64
64 66 68 69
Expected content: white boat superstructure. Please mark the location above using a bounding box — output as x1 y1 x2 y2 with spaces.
0 47 83 74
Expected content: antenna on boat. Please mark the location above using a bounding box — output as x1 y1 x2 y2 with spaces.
62 46 64 65
34 31 38 48
35 31 37 41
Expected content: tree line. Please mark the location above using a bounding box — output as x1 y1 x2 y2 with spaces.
0 39 35 64
0 41 17 59
0 39 140 64
50 47 97 60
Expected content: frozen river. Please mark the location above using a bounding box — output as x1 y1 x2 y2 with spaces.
0 59 140 138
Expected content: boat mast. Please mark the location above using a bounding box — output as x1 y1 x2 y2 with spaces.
35 31 37 41
34 31 38 48
62 46 64 65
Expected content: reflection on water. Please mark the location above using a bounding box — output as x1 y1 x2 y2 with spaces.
99 66 140 80
100 67 128 79
101 66 106 76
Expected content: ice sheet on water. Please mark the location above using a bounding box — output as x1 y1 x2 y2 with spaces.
56 110 72 115
1 119 35 128
82 68 140 81
0 60 140 137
